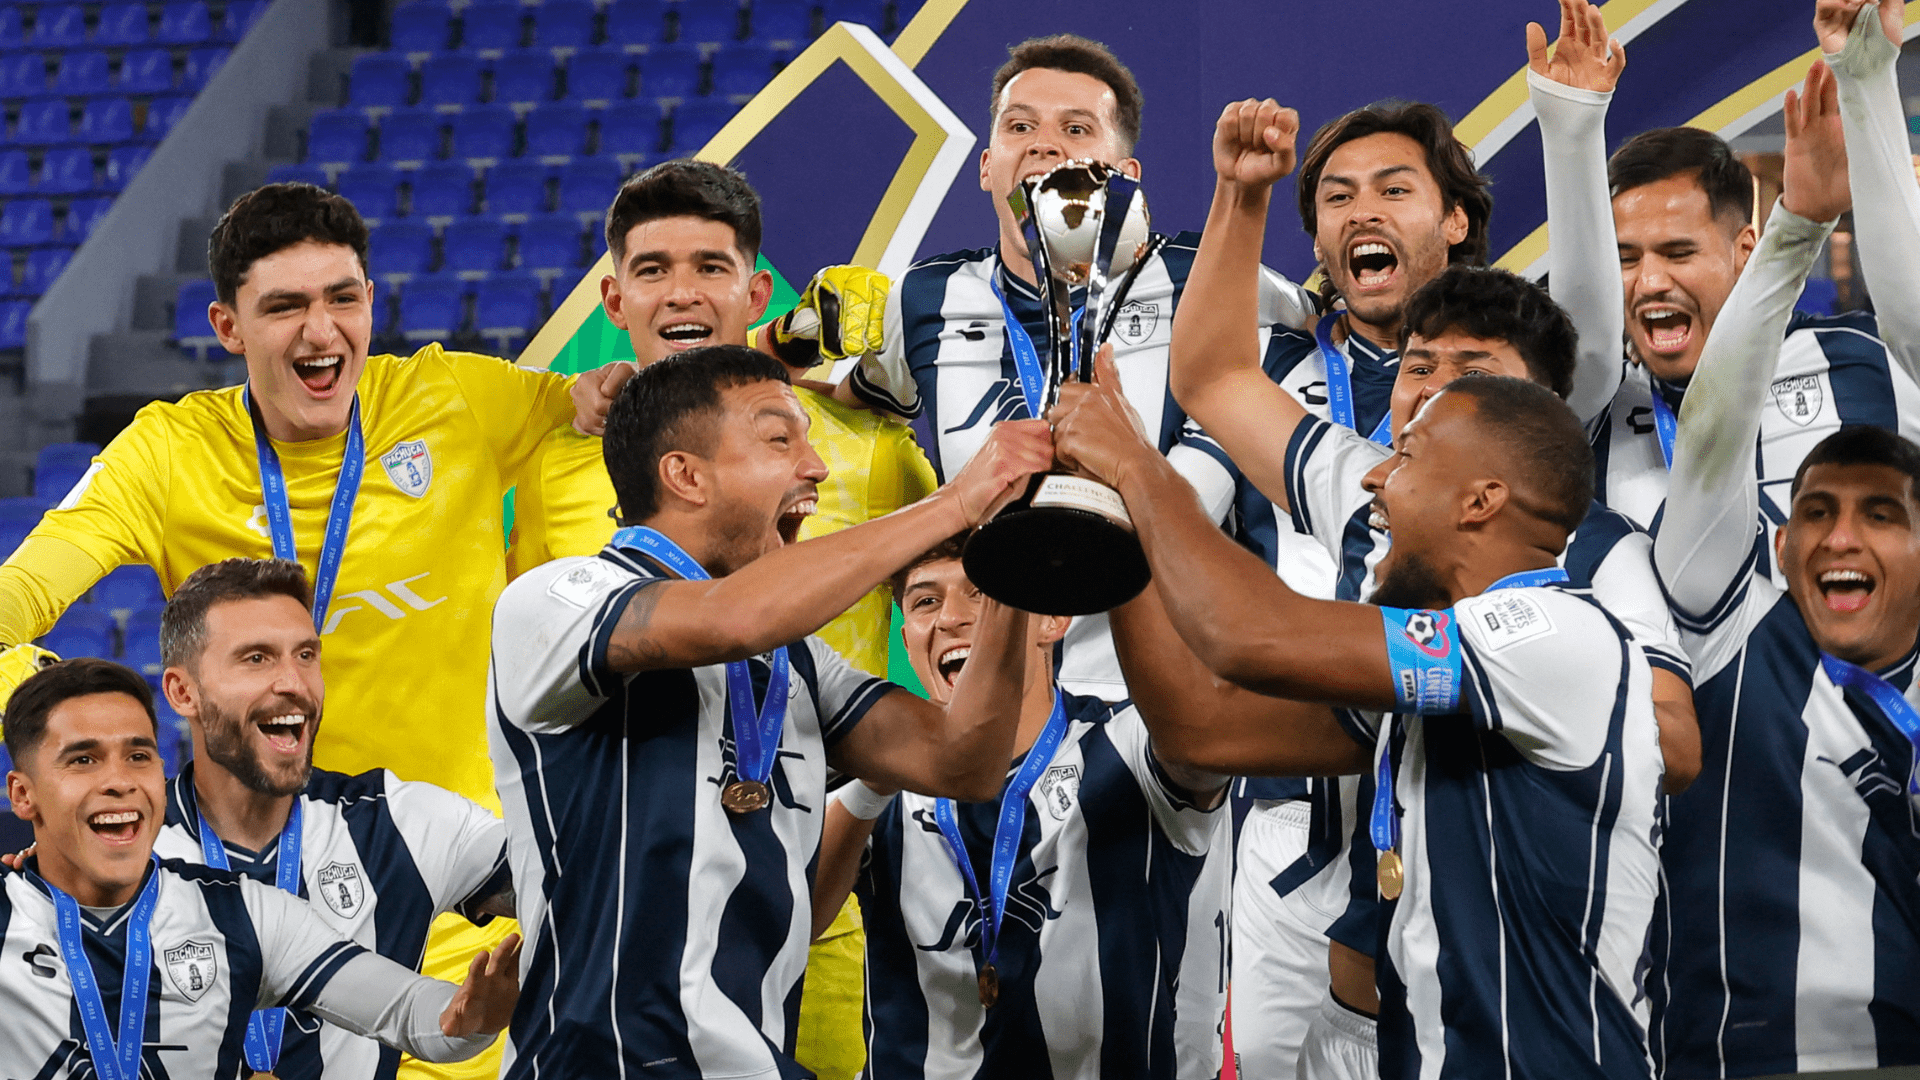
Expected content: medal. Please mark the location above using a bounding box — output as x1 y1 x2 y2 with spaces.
721 780 771 814
1377 850 1404 901
977 964 1000 1008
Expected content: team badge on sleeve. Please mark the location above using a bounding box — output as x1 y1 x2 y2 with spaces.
164 940 218 1002
380 440 433 497
318 861 367 917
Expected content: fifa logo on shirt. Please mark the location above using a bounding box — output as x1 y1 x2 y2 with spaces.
318 861 367 917
164 940 217 1002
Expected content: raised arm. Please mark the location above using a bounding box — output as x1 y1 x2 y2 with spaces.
1657 64 1845 615
604 420 1052 671
812 780 892 940
1528 0 1630 421
1822 0 1920 378
1168 99 1313 512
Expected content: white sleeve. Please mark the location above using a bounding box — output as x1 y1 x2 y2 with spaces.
1281 416 1389 561
1531 68 1628 422
383 772 510 920
802 635 895 749
1256 263 1321 332
847 283 919 419
490 557 651 735
1586 528 1693 684
1168 422 1238 524
1453 589 1635 770
1656 202 1832 621
1104 705 1226 856
1829 6 1920 382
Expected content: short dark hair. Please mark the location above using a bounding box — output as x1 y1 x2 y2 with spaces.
1791 425 1920 501
990 34 1143 155
1438 376 1595 535
160 558 314 670
1608 127 1753 228
603 344 793 524
3 659 156 768
1399 266 1578 400
890 533 972 607
605 159 761 267
208 182 370 307
1295 102 1492 283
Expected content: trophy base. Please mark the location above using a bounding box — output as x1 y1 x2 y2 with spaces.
963 475 1151 616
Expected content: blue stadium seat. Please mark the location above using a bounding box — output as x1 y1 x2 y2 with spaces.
104 144 152 190
172 277 219 356
474 271 541 351
183 47 230 91
0 497 40 555
370 220 434 280
0 199 54 246
0 299 28 351
398 274 465 339
595 100 659 159
119 48 176 94
641 44 702 100
461 1 526 51
391 0 453 52
0 8 23 52
709 45 773 99
749 0 813 43
222 0 269 41
351 53 412 110
156 1 214 45
145 94 196 139
0 151 34 196
78 97 135 144
409 160 474 218
38 148 94 194
675 2 740 45
337 163 402 221
451 104 515 163
421 53 483 109
565 48 631 104
516 214 583 274
522 102 588 159
376 107 442 163
491 50 555 106
0 496 44 528
31 4 90 48
44 607 115 661
65 196 113 240
0 53 46 97
669 99 734 154
533 0 597 50
485 160 551 217
306 109 369 164
605 0 667 49
15 98 72 145
124 607 164 681
54 51 114 96
1800 276 1839 316
94 564 161 615
821 0 887 29
33 442 97 502
266 162 329 187
442 217 508 274
21 246 74 294
588 218 608 259
557 156 622 218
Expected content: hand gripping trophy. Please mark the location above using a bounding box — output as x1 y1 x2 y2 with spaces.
963 160 1163 616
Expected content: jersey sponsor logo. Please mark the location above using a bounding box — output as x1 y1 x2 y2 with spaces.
54 462 102 510
22 942 57 978
545 560 621 609
321 572 448 634
317 860 367 917
163 940 217 1002
1401 610 1453 660
1473 593 1556 651
943 378 1029 435
1113 301 1159 346
1035 764 1081 821
247 504 271 538
1770 375 1823 426
1828 746 1909 803
380 439 433 497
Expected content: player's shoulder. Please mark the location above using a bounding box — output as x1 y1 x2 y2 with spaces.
501 552 641 612
123 383 247 440
300 765 391 807
906 245 996 277
156 856 253 892
1786 307 1880 344
1063 691 1121 727
1457 584 1623 656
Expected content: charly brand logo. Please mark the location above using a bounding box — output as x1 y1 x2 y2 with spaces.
380 439 433 497
318 861 366 917
321 572 448 635
164 940 217 1002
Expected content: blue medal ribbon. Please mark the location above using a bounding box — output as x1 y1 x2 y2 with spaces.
933 691 1071 985
1820 654 1920 795
611 527 790 793
990 270 1083 419
46 858 161 1080
196 797 303 1072
244 388 366 633
1647 381 1679 469
1315 313 1393 446
1369 567 1571 873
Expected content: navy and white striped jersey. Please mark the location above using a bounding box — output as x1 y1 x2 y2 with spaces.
1651 551 1920 1078
488 548 895 1080
0 857 490 1078
856 693 1231 1080
1343 586 1664 1080
153 764 509 1080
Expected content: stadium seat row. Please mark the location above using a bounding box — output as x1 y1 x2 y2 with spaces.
345 45 769 110
0 2 264 50
277 155 639 219
386 0 864 53
307 99 728 165
0 46 229 98
171 271 555 358
2 93 197 144
1 243 75 295
0 143 152 194
0 196 114 245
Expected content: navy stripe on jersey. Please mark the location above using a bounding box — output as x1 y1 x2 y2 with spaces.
1807 312 1898 429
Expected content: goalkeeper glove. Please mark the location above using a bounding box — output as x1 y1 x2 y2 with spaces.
766 264 890 366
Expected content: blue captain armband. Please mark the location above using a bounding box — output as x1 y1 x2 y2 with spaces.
1380 607 1462 714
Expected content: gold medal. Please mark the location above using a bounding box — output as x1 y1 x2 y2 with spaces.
721 780 771 813
977 964 1000 1008
1377 850 1404 901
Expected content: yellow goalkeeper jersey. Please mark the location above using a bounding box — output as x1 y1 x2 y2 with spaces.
0 345 576 808
511 384 937 676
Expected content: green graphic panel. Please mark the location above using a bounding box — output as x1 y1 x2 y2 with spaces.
541 254 801 376
886 603 927 699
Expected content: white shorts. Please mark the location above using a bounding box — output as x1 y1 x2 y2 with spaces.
1296 988 1378 1080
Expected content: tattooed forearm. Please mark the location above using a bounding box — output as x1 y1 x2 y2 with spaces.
606 584 671 670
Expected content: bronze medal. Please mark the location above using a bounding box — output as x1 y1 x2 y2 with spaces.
977 964 1000 1008
721 780 771 813
1377 849 1404 901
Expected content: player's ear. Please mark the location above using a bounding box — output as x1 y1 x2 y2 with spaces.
1460 478 1508 525
747 266 773 324
208 300 245 356
1773 513 1790 567
1442 200 1469 249
7 767 36 824
160 666 196 720
978 146 994 192
657 450 708 509
1731 222 1759 275
1117 157 1142 181
600 273 628 330
1035 613 1072 647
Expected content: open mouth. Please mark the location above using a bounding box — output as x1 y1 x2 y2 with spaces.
88 809 142 843
658 321 714 349
1637 305 1694 356
292 354 344 394
1348 239 1399 292
936 645 970 690
776 498 817 545
256 711 309 755
1817 568 1875 614
1368 500 1390 534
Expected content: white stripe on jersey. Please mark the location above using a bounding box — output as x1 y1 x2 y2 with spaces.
857 696 1230 1080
